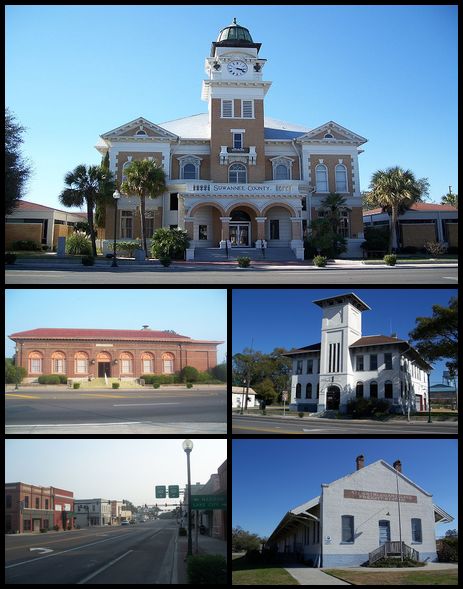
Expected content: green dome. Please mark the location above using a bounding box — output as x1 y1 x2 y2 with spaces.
216 18 253 44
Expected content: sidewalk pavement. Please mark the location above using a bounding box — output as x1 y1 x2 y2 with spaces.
285 565 349 585
177 533 227 584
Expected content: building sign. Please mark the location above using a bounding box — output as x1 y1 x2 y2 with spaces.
190 494 227 510
344 489 417 503
188 182 297 194
96 344 114 347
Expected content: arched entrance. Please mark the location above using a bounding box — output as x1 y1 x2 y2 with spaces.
189 204 223 247
262 204 295 247
97 351 112 378
230 210 251 246
326 385 341 410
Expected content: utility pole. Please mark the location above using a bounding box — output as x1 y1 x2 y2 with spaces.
244 337 253 413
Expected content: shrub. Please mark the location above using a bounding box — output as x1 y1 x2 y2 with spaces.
303 237 318 259
313 255 327 267
5 253 17 264
65 231 92 256
370 557 424 568
5 361 27 384
40 528 48 533
153 383 160 389
437 537 458 562
53 525 59 531
116 240 142 257
73 382 80 389
384 254 397 266
140 374 180 385
37 374 61 385
298 411 304 418
362 225 390 252
81 255 95 266
10 239 41 251
159 256 171 267
237 256 251 268
187 554 226 585
346 397 392 418
180 366 200 383
209 363 227 382
186 382 193 389
424 241 448 257
150 227 190 260
41 245 50 251
112 382 120 389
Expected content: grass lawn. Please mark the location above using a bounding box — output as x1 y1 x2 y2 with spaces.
323 568 458 585
232 556 299 585
363 255 458 264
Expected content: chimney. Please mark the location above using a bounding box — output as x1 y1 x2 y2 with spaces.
142 325 150 330
356 455 365 470
393 460 402 473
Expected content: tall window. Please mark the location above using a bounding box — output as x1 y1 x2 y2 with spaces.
356 355 364 371
411 518 422 543
241 100 253 118
341 515 354 543
296 360 303 375
306 383 312 399
335 164 348 192
356 382 364 398
51 351 66 374
120 211 133 238
120 352 133 374
229 163 247 183
221 99 233 118
142 353 154 374
29 351 43 374
233 132 243 149
275 164 289 180
170 193 179 211
144 212 154 238
75 352 89 374
183 163 196 179
315 164 328 192
370 354 378 370
121 159 132 184
296 383 301 398
384 352 392 370
162 353 174 374
307 359 313 374
370 381 378 398
384 381 393 399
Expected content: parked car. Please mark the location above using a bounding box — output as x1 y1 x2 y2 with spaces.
121 521 130 526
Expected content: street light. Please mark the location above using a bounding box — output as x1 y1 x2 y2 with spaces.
112 188 121 267
182 439 194 557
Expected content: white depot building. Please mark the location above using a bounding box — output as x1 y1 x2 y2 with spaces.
96 19 367 261
284 293 431 414
266 455 453 567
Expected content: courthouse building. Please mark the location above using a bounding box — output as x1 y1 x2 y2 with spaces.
96 19 367 260
284 293 431 414
266 455 453 567
9 326 222 381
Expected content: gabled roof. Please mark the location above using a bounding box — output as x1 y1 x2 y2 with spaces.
313 292 370 312
100 117 179 141
296 120 367 145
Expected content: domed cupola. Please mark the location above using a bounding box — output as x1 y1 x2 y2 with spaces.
210 18 261 56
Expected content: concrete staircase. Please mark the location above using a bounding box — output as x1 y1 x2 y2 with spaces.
193 247 297 262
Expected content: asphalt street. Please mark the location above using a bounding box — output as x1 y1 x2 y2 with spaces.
232 415 458 435
5 520 178 584
5 265 458 284
5 386 226 434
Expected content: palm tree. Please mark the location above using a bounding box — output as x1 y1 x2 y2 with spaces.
368 166 423 251
59 164 115 257
319 192 347 234
120 159 166 257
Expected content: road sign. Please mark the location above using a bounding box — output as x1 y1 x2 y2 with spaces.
168 485 179 498
155 485 166 498
190 494 227 510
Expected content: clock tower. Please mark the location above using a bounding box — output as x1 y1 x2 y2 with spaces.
202 19 271 183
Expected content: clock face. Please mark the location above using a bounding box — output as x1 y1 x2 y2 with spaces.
227 60 248 76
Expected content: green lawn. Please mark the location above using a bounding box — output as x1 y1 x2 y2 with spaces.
232 556 299 585
323 568 458 585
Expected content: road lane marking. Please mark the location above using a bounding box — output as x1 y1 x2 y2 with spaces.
29 548 53 554
79 394 129 399
5 533 133 569
6 422 143 428
112 402 181 407
77 550 133 584
5 394 40 399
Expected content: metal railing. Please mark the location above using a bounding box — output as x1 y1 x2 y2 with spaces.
368 541 420 564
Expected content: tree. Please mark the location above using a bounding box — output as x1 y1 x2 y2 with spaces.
5 108 32 215
309 193 348 258
252 377 278 404
232 526 263 552
120 159 166 257
441 189 458 209
150 227 190 260
408 296 458 375
59 164 115 257
180 365 199 382
95 151 111 228
367 167 427 251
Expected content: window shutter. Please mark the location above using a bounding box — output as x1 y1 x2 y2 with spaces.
222 100 233 118
242 100 253 118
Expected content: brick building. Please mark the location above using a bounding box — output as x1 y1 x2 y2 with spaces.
5 482 74 533
9 327 222 381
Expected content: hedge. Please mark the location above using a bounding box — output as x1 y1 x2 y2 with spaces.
38 374 68 385
187 555 227 585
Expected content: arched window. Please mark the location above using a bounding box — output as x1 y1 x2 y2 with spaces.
122 157 133 184
229 163 247 183
28 351 43 374
51 351 66 374
315 164 328 192
356 381 364 398
162 353 175 374
179 156 201 180
120 352 134 374
135 129 148 137
275 164 289 180
183 163 196 179
335 164 348 192
306 383 312 399
384 380 393 399
324 132 333 139
370 381 378 399
141 352 154 374
74 352 89 374
296 383 302 398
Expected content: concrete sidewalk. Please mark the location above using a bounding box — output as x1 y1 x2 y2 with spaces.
177 534 227 584
285 565 349 585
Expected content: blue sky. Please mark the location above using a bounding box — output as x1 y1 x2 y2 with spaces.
232 289 457 385
5 438 227 506
232 439 458 538
5 5 457 211
5 288 227 362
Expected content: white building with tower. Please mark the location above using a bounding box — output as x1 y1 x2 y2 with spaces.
284 293 431 414
96 19 367 260
266 455 453 567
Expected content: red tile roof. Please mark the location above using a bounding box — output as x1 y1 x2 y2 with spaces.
364 203 458 216
350 335 407 347
9 328 193 341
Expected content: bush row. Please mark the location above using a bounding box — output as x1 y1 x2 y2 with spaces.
37 374 68 384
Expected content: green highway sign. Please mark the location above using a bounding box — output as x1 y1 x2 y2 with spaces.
168 485 179 498
190 494 227 510
155 485 166 499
